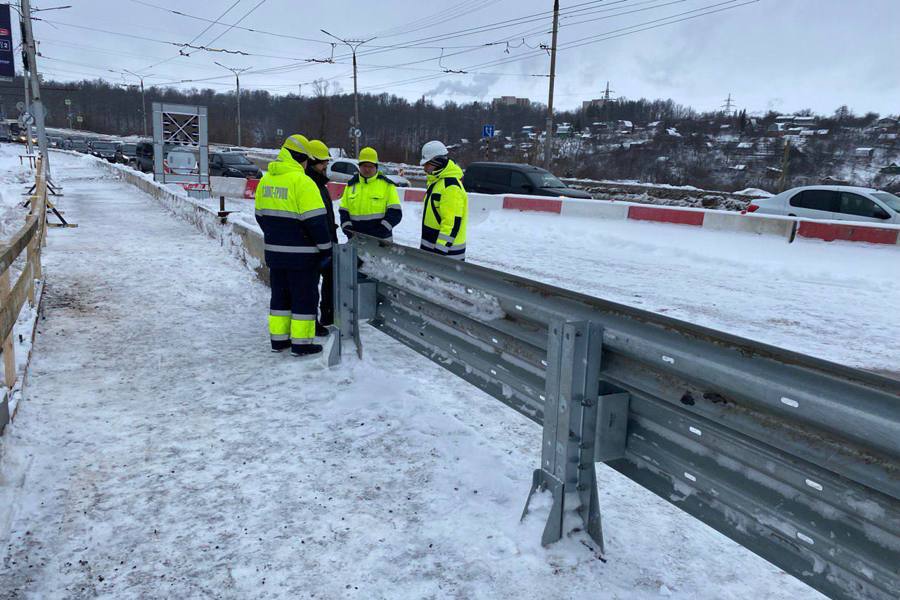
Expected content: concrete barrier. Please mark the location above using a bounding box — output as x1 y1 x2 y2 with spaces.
627 204 705 226
797 221 900 245
702 211 797 238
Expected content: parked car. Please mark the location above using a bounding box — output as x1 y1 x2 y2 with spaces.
116 142 137 165
164 149 198 175
749 186 900 224
48 136 64 148
209 152 262 178
327 158 410 187
134 141 154 172
90 140 119 162
462 162 592 198
67 138 89 153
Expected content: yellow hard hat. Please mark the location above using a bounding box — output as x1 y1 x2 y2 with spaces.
358 146 378 164
306 139 331 161
282 134 310 155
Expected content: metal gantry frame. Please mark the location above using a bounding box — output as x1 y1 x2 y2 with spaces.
152 102 209 194
330 234 900 600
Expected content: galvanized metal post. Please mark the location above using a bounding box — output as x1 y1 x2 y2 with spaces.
330 242 360 365
522 320 605 552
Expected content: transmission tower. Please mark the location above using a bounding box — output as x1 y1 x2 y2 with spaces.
722 93 736 115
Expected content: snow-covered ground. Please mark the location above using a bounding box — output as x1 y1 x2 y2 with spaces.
0 147 833 598
215 181 899 377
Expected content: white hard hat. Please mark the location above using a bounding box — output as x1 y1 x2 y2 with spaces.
420 140 449 166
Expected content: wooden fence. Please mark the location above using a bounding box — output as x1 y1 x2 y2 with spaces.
0 158 47 430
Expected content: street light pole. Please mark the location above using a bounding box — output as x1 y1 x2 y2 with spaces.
122 70 151 137
216 62 250 147
20 0 50 177
321 30 375 158
543 0 560 171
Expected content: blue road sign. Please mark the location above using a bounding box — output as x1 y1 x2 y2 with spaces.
482 124 495 138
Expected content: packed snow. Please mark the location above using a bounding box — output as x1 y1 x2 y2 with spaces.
0 147 834 598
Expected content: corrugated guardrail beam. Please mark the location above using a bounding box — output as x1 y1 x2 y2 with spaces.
332 235 899 600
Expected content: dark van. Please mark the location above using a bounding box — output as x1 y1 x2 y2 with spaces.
462 162 592 198
134 141 154 172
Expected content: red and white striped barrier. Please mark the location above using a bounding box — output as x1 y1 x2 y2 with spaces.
212 176 900 248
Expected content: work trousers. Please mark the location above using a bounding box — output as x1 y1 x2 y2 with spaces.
268 267 319 351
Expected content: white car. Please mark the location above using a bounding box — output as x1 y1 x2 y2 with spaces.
164 149 198 175
327 158 410 187
749 186 900 224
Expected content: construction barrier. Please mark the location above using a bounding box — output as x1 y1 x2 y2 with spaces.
0 159 48 432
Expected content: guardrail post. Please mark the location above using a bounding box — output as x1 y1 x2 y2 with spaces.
522 320 605 552
0 270 16 390
330 242 359 365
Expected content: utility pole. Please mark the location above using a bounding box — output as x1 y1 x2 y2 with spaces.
215 62 250 147
777 138 791 193
122 69 151 137
321 30 375 158
20 0 50 177
22 68 32 154
543 0 560 171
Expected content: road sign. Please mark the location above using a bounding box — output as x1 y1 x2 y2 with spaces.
482 124 495 138
350 127 362 139
0 5 14 82
276 128 283 137
76 115 83 123
64 98 71 106
15 101 24 112
21 111 34 126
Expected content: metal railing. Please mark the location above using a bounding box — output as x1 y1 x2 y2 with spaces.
329 235 899 600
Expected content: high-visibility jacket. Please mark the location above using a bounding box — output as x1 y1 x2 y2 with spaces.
339 172 402 240
255 147 333 269
420 160 467 259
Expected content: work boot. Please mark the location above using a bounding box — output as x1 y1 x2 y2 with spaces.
291 343 323 357
315 323 330 337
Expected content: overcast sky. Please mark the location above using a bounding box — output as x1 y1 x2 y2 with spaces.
26 0 900 116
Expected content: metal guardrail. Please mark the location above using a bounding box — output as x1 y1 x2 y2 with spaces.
329 235 899 600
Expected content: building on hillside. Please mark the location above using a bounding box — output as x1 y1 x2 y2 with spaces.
880 162 900 175
854 147 875 158
492 96 531 107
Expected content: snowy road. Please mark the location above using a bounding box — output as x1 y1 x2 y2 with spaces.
0 150 830 599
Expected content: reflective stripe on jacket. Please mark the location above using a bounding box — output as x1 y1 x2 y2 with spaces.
420 159 467 259
255 147 333 269
339 172 402 240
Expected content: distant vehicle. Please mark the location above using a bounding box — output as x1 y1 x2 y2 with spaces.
48 136 64 148
748 186 900 224
164 149 198 175
90 140 119 162
209 152 262 179
134 141 154 172
116 142 137 165
327 158 410 187
462 162 592 199
68 138 89 153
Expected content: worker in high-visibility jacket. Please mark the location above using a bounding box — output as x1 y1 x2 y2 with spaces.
419 140 467 260
255 134 333 357
339 147 402 241
304 139 338 329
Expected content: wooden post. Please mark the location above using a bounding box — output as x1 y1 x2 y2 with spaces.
0 270 17 390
